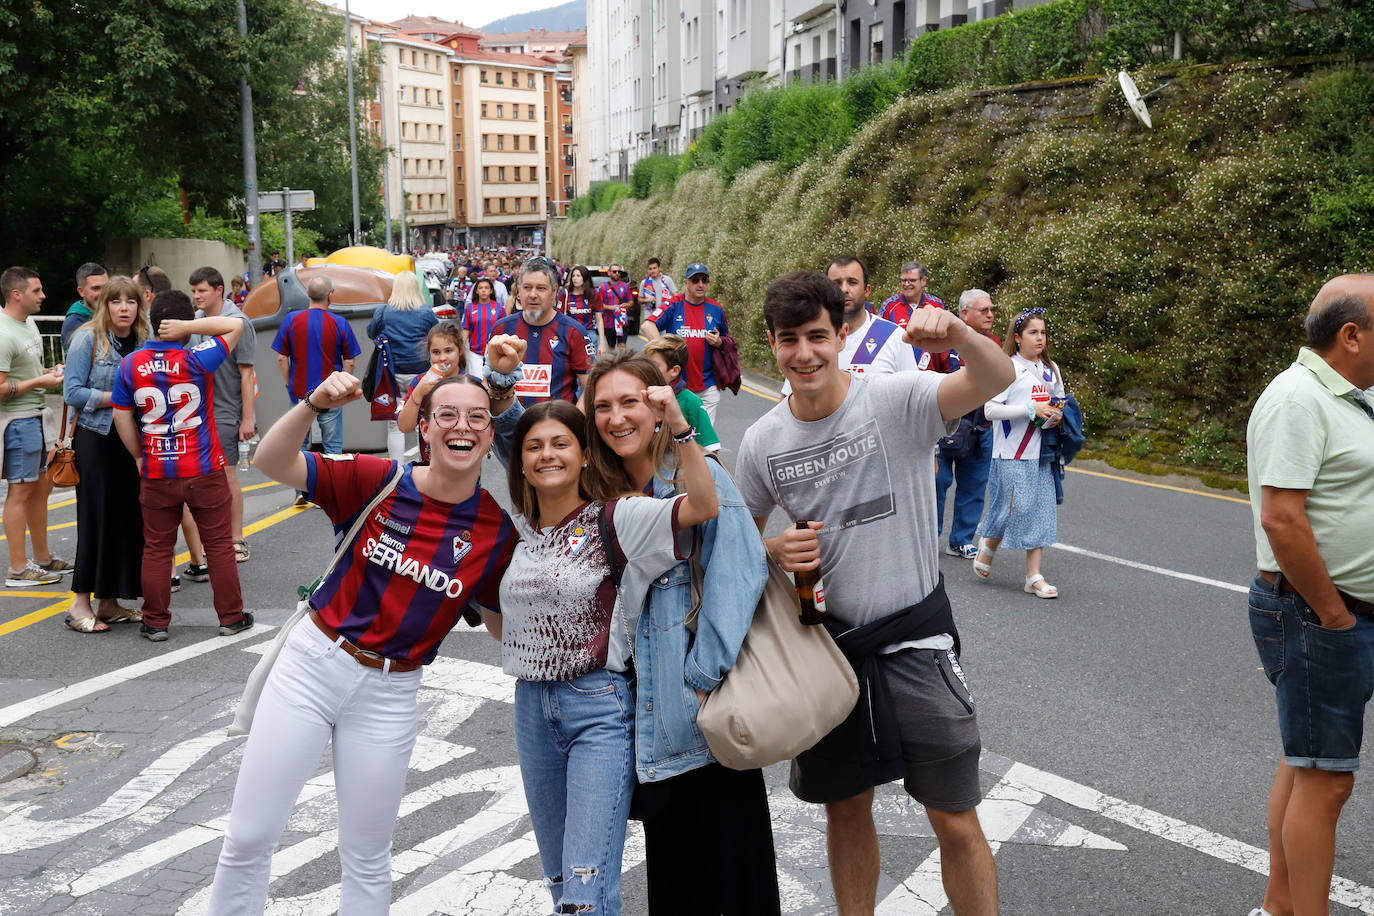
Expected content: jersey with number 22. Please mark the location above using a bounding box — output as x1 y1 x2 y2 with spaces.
111 337 230 479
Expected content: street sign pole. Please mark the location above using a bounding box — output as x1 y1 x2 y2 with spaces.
257 189 316 268
283 187 296 266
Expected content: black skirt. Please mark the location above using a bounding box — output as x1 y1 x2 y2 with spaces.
71 423 143 598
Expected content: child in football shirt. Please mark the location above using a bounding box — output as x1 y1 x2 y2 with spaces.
642 335 721 453
111 291 249 641
210 371 518 914
395 323 483 464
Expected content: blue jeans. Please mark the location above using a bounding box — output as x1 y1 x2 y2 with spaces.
936 425 993 548
515 669 636 915
297 406 343 456
1249 575 1374 772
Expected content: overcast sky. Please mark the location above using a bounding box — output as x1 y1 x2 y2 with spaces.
323 0 552 28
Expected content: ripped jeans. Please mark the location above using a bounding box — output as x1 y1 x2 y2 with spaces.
514 669 636 915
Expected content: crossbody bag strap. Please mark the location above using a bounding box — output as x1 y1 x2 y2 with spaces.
300 463 403 600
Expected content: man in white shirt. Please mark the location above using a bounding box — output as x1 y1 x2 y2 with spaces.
638 257 677 315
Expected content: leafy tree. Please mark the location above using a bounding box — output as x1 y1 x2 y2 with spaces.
0 0 384 295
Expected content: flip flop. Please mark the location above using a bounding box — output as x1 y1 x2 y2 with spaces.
65 614 110 634
97 606 143 625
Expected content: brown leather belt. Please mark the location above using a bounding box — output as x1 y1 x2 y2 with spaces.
309 611 421 672
1258 571 1374 618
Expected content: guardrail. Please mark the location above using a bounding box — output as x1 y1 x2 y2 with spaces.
33 315 64 366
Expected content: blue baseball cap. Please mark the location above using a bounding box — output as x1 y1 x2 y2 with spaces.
685 262 709 279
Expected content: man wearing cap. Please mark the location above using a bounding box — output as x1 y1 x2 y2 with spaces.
641 261 728 423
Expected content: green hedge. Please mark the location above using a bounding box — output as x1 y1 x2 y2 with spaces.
553 65 1374 475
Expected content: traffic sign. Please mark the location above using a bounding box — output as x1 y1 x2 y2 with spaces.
257 189 316 212
532 230 543 245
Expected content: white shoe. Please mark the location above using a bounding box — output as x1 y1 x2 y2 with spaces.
1247 908 1275 916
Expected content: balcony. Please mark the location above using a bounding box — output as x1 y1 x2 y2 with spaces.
563 154 574 167
561 123 573 136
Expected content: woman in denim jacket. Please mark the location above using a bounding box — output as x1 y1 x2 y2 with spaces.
61 275 148 631
488 338 779 914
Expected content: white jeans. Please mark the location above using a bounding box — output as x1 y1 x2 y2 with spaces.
386 373 419 461
209 618 422 915
695 385 720 426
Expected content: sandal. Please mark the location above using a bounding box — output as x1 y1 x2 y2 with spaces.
65 614 110 634
1024 574 1059 599
97 606 143 625
233 541 251 563
972 539 996 580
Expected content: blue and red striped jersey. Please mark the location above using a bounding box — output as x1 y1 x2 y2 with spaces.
596 280 630 333
463 299 507 356
646 297 728 391
305 453 517 665
562 292 597 335
111 338 230 479
270 308 362 400
491 312 591 407
879 293 951 372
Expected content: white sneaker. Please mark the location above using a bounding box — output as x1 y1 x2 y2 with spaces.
1247 907 1275 916
6 562 62 587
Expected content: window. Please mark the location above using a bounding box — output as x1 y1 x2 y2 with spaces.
454 132 461 149
545 166 551 180
498 166 506 181
427 159 434 175
527 73 535 88
499 198 507 212
514 198 521 213
513 135 520 151
529 104 536 119
496 71 504 85
410 51 417 66
437 90 443 106
424 88 431 104
481 102 488 117
496 103 503 118
511 71 518 85
425 124 432 140
483 166 489 181
411 86 418 103
456 166 462 180
497 134 504 150
454 100 461 116
529 196 537 211
484 198 490 212
453 68 461 84
482 133 488 150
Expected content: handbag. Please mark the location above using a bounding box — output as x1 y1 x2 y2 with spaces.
693 552 859 770
364 335 401 421
603 457 859 771
227 465 403 737
47 405 79 488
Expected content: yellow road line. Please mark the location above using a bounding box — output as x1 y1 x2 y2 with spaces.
740 382 782 402
1065 466 1249 504
0 499 310 637
10 482 283 545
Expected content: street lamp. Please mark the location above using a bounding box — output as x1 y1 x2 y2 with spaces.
236 0 262 280
344 0 361 244
396 86 408 254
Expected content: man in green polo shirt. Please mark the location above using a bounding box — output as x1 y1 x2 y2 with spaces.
1244 273 1374 916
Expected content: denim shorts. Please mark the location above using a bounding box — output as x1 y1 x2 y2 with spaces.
3 416 46 483
1249 575 1374 772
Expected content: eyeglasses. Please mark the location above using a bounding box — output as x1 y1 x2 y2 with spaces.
899 278 923 286
428 408 492 431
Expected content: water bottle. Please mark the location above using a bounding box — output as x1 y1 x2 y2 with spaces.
237 440 251 471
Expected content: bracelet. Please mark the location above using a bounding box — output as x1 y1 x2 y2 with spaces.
483 362 523 389
671 425 696 444
302 390 327 414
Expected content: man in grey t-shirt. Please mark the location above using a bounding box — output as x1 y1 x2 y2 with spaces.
735 270 1012 916
190 266 256 561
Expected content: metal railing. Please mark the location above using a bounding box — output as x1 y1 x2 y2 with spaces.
34 315 65 366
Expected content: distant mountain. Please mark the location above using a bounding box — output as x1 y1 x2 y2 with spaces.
480 0 584 33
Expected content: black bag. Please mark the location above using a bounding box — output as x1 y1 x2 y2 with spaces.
938 417 979 460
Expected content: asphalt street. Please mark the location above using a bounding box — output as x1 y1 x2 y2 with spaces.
1 364 1370 915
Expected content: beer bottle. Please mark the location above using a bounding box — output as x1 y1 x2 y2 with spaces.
793 520 827 625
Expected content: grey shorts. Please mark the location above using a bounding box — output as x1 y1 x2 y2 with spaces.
215 415 242 466
789 647 983 811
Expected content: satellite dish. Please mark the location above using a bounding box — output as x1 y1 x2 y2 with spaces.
1118 70 1153 129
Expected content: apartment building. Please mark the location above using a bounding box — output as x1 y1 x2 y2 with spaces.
587 0 1050 183
380 33 456 249
481 28 586 57
447 45 557 246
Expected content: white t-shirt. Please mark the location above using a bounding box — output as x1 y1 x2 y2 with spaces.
781 312 917 395
986 354 1066 460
